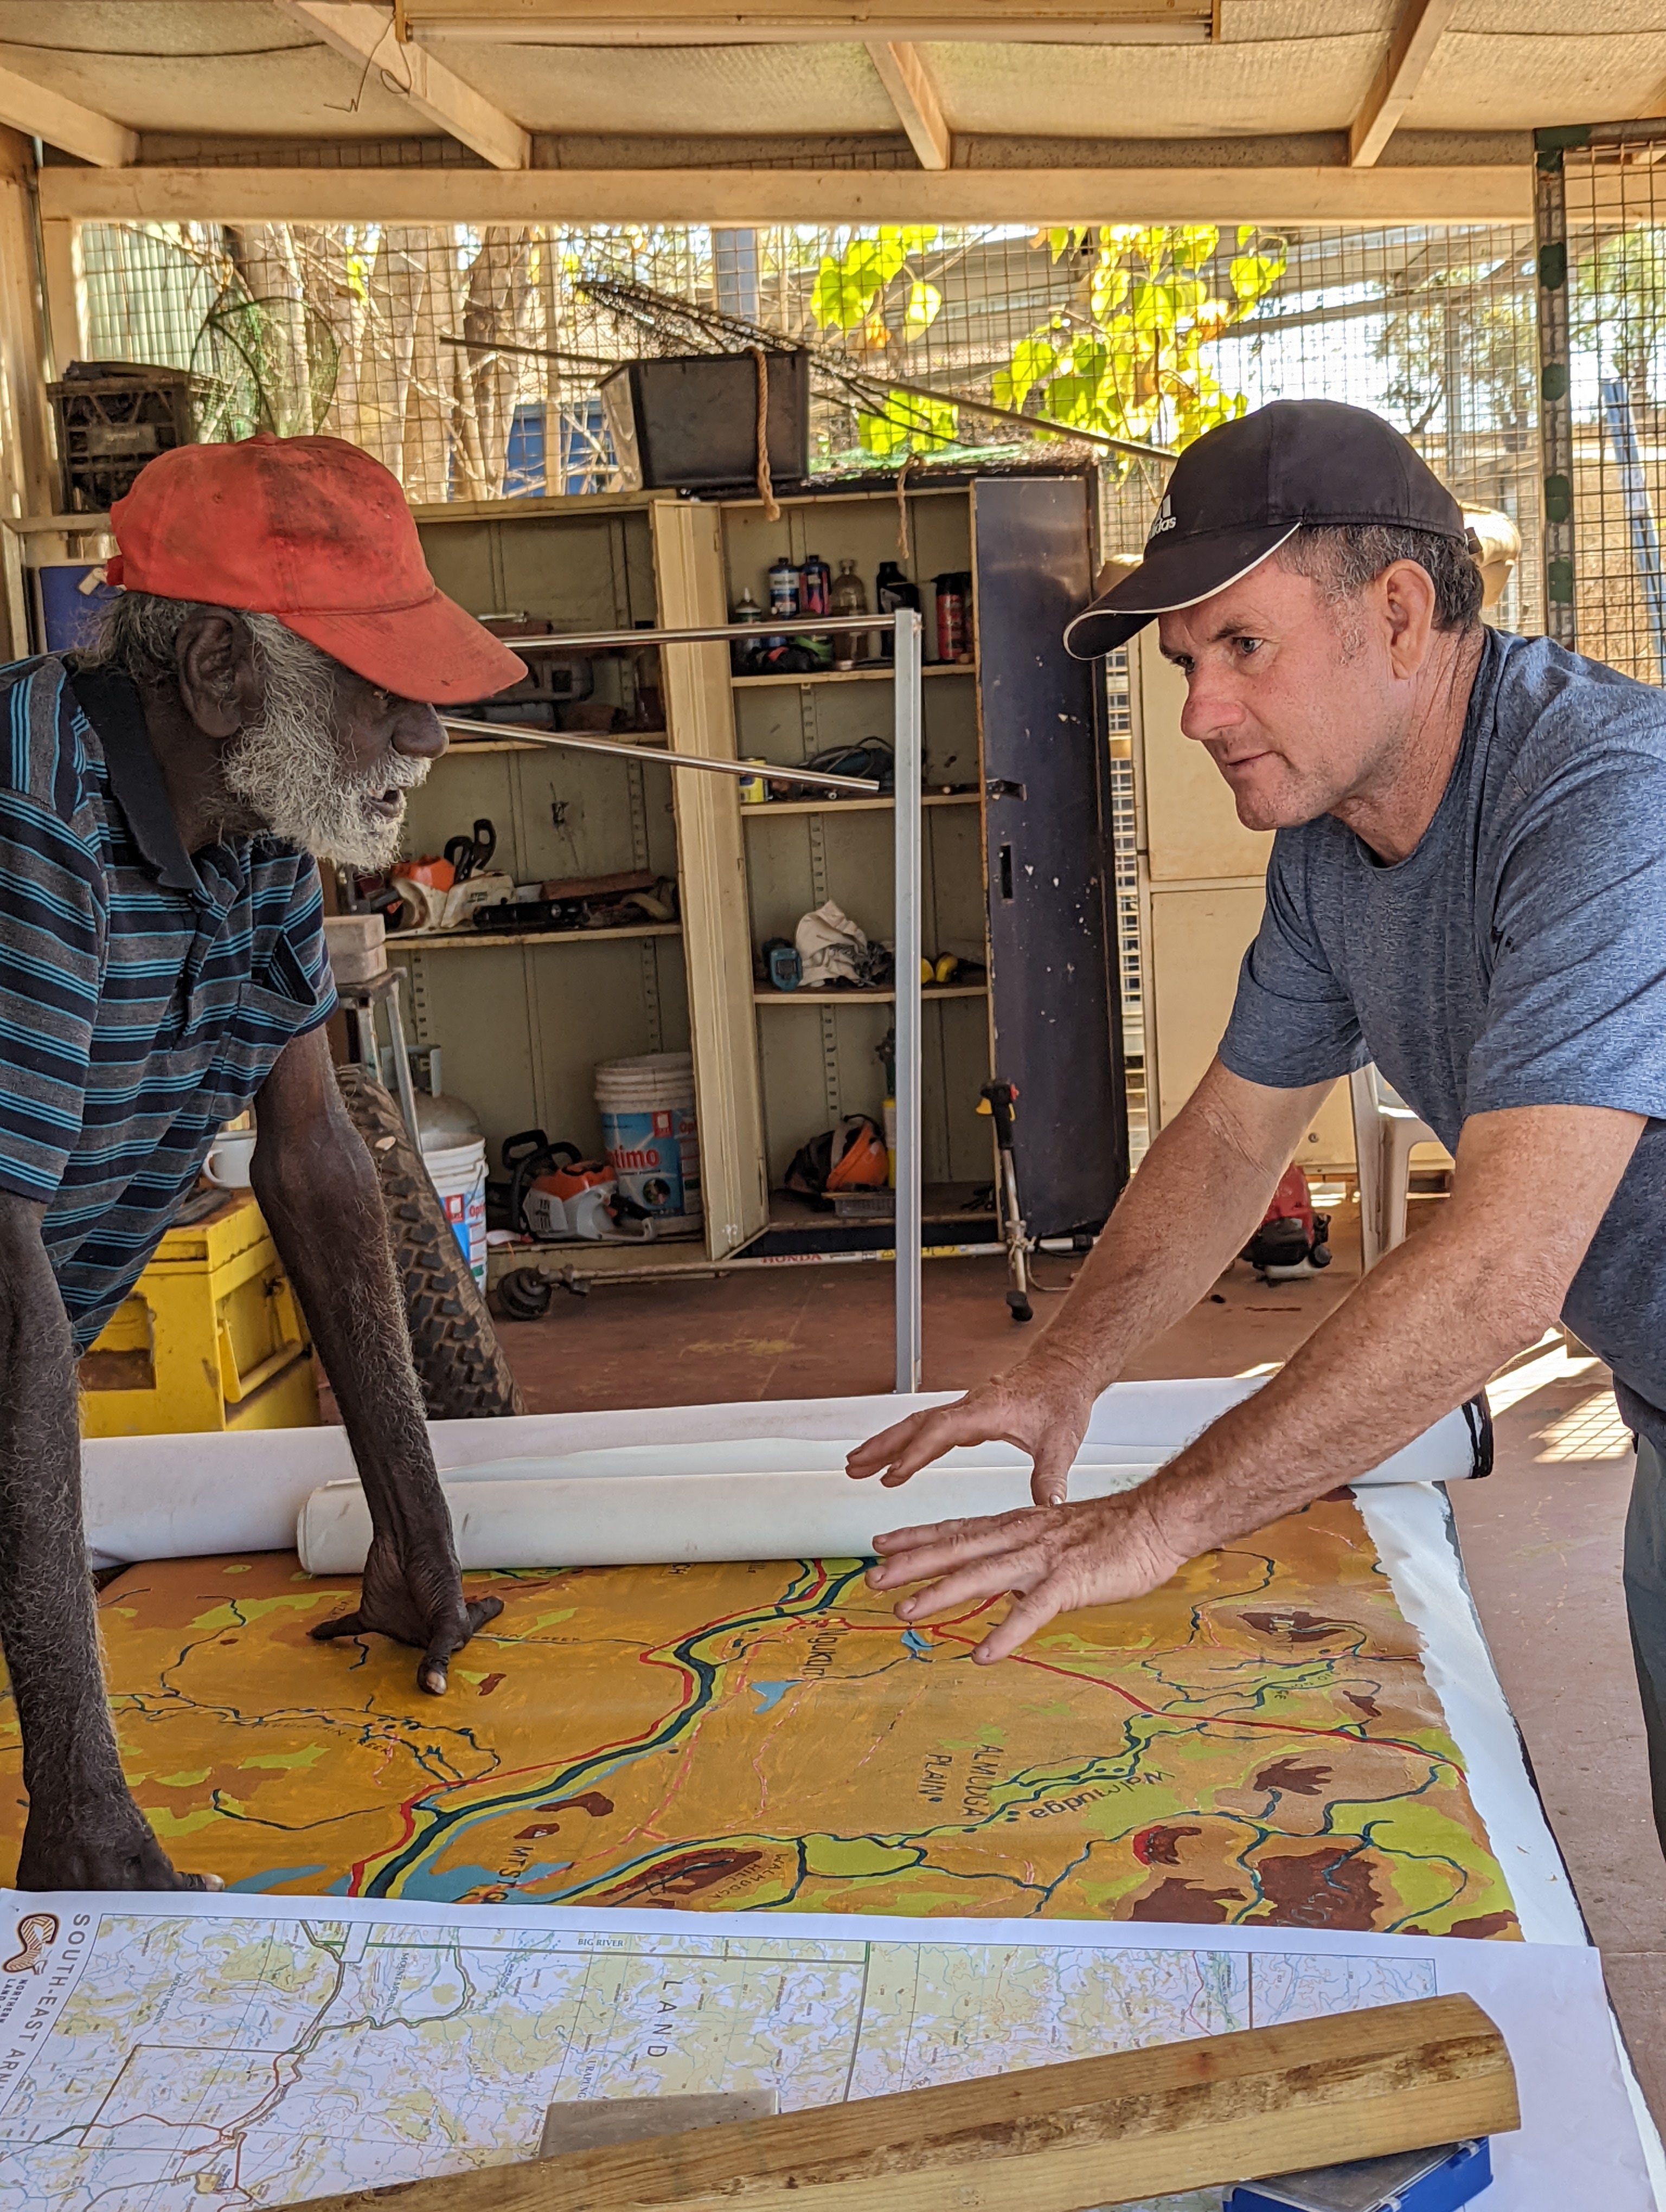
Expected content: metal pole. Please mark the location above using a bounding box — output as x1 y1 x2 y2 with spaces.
1535 127 1578 648
892 609 924 1394
440 716 879 794
484 615 883 651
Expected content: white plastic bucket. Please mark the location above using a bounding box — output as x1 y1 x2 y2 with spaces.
425 1137 488 1287
595 1051 701 1232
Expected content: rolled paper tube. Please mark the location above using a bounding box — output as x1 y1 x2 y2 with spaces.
295 1462 1170 1574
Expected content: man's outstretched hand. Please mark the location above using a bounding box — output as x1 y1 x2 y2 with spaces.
845 1359 1099 1507
865 1486 1185 1666
310 1528 502 1695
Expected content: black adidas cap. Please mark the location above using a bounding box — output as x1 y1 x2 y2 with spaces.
1064 398 1465 661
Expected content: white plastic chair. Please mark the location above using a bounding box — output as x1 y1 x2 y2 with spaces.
1349 1064 1441 1271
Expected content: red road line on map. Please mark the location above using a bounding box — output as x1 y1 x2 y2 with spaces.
931 1632 1456 1770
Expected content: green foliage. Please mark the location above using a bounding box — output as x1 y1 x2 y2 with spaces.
1011 223 1284 460
857 388 958 456
806 219 1277 465
1572 227 1666 406
1374 257 1537 450
811 226 940 330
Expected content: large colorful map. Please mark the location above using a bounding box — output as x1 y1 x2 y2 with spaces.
0 1496 1515 1935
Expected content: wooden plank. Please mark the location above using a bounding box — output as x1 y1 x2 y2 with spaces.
406 1 1212 42
1348 0 1458 169
38 163 1533 228
289 1994 1516 2212
0 62 135 168
650 500 770 1262
38 218 86 377
866 41 952 171
274 1 531 169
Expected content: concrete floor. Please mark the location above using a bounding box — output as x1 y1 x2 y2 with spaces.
492 1211 1666 2124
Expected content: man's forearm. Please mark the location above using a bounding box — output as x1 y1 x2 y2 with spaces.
1140 1101 1644 1561
1023 1059 1331 1392
0 1206 127 1813
251 1117 444 1531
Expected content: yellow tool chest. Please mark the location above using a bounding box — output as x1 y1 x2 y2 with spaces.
79 1193 319 1437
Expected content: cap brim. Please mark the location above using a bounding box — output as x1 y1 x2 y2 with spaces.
278 587 528 705
1063 522 1300 660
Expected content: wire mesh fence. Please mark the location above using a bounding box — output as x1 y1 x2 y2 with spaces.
80 214 1545 586
1546 120 1666 683
78 210 1560 1157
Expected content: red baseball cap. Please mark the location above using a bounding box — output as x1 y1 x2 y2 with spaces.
106 432 526 705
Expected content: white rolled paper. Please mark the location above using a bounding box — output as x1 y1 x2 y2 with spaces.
79 1379 1483 1569
295 1459 1168 1576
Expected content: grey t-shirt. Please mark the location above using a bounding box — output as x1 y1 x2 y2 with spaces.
1219 626 1666 1443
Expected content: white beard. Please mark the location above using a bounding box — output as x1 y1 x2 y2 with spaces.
221 623 430 867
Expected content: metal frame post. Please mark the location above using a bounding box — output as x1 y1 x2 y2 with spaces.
1535 125 1580 648
892 610 923 1394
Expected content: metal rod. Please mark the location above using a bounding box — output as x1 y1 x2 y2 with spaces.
440 331 623 373
479 615 892 650
892 608 924 1394
839 368 1177 465
440 716 880 793
506 1239 1006 1288
382 970 422 1141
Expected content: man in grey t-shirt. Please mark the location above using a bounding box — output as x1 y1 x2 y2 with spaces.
848 398 1666 1851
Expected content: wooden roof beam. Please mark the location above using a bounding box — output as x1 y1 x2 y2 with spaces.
39 162 1533 229
866 41 951 171
0 63 135 168
1349 0 1457 169
403 3 1213 43
275 1 530 169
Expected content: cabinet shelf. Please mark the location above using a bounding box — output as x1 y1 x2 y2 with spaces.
732 663 975 689
741 792 981 820
388 922 682 951
753 983 987 1005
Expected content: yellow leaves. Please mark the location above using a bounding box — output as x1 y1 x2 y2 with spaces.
905 279 943 332
1229 249 1284 306
1192 297 1237 344
1007 219 1285 455
858 389 958 456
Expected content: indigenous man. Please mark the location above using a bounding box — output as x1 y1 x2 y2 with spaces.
0 432 524 1889
850 399 1666 1850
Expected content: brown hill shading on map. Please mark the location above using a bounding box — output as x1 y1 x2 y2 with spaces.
0 1497 1516 1934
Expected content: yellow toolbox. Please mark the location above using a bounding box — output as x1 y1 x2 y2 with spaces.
79 1193 319 1437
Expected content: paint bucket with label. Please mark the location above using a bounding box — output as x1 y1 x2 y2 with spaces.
595 1052 701 1235
423 1135 488 1285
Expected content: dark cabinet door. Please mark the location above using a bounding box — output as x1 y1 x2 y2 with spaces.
974 473 1126 1236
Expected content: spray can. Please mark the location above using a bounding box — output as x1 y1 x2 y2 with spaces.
731 584 765 674
767 555 799 620
934 571 969 663
799 554 831 616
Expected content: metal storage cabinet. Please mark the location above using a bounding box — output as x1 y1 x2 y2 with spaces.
401 469 1124 1285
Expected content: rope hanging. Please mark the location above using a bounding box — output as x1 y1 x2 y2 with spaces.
896 452 917 560
747 345 780 523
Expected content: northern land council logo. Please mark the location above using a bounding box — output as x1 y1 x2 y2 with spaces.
2 1914 56 1973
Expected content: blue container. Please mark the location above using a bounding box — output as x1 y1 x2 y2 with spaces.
1226 2138 1491 2212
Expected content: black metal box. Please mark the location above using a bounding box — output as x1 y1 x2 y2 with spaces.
49 361 194 514
599 350 809 493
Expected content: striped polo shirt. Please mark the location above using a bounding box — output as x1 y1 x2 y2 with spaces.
0 655 335 1348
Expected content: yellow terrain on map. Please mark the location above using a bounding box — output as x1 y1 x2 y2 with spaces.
0 1497 1515 1933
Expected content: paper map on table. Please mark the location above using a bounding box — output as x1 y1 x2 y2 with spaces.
0 1497 1515 1932
0 1896 1646 2212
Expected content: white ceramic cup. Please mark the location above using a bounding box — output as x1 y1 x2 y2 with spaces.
203 1129 258 1188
